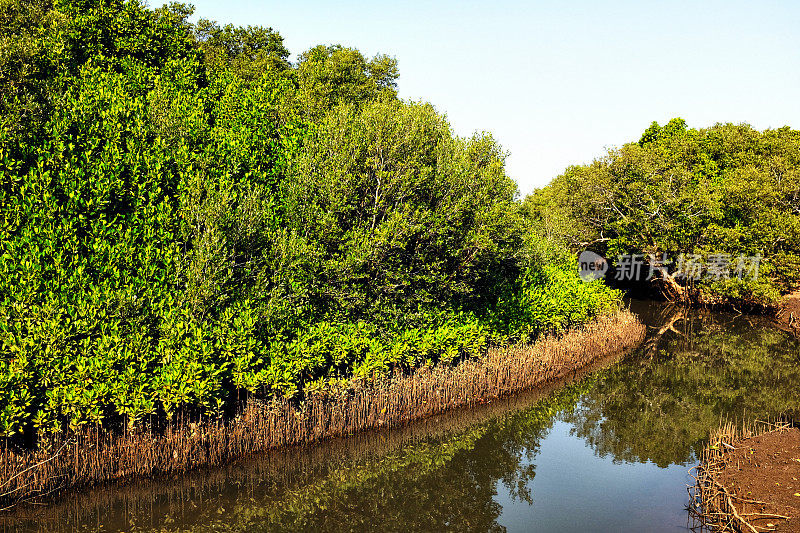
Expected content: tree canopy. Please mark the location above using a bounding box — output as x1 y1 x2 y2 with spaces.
0 0 618 441
526 119 800 307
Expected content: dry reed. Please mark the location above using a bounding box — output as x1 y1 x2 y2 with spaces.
0 310 644 507
689 420 794 532
0 356 619 531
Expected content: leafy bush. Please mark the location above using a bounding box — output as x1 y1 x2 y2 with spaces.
0 0 620 442
527 118 800 306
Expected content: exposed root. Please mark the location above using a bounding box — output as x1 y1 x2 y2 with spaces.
0 310 645 508
689 421 793 532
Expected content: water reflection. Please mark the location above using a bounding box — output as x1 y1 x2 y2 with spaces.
2 301 798 532
563 300 800 468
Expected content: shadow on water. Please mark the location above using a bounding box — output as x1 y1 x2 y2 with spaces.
2 300 799 532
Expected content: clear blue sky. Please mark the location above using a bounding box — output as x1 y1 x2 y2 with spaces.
186 0 800 196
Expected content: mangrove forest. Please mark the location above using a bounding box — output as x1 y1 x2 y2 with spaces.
2 0 800 531
0 0 620 456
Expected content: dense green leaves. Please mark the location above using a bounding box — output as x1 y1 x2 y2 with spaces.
0 0 619 442
295 45 398 117
527 119 800 306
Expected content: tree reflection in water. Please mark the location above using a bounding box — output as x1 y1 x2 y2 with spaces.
2 301 798 532
562 301 800 467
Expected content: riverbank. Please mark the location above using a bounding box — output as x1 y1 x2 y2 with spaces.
0 354 617 531
0 310 645 508
692 423 800 532
626 282 800 339
776 291 800 337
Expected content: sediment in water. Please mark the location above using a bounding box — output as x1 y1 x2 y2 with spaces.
0 310 644 506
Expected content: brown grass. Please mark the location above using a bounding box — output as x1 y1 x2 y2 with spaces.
0 310 644 507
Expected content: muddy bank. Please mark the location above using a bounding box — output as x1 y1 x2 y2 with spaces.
776 292 800 337
693 424 800 532
0 310 645 507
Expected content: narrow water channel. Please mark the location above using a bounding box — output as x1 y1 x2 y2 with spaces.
2 300 799 532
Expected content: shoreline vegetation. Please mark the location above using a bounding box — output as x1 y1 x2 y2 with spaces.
0 356 615 531
527 119 800 313
0 309 644 507
691 421 800 532
2 0 798 521
1 0 624 475
776 291 800 338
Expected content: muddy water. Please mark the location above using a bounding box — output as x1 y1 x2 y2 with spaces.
2 300 799 532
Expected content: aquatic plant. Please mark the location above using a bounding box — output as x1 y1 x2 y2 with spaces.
0 311 644 505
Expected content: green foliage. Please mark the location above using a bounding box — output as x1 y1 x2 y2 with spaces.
528 119 800 305
486 233 621 342
288 100 523 324
0 0 619 442
295 45 399 117
194 16 291 80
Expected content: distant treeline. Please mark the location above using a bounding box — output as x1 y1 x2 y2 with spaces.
0 1 619 442
526 118 800 307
